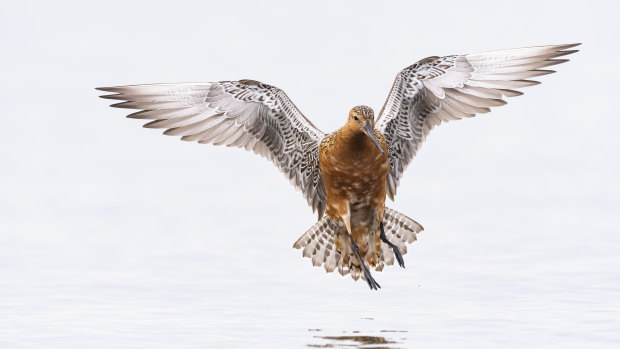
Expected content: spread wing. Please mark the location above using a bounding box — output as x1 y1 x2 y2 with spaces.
97 80 327 218
376 43 580 199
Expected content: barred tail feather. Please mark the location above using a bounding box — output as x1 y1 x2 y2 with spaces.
293 207 424 282
383 207 423 255
380 207 424 266
293 217 342 272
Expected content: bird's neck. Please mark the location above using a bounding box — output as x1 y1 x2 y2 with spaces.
339 124 376 154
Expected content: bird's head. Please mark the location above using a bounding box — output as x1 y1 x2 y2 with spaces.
347 105 384 154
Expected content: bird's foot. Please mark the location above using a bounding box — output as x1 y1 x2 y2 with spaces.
362 264 381 290
391 245 405 268
380 222 405 268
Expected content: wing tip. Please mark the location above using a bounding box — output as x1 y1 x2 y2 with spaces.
537 69 556 76
547 59 570 66
98 93 124 100
494 98 508 106
561 49 580 54
96 86 122 100
499 89 524 97
95 86 123 93
109 101 136 109
554 49 580 59
518 79 541 86
163 128 178 136
142 120 160 129
558 43 581 50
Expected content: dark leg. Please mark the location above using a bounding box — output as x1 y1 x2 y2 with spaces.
380 222 405 268
348 233 381 290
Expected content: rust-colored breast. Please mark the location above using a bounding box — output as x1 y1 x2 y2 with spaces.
319 125 391 266
319 127 390 220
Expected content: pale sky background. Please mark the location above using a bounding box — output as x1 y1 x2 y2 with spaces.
1 1 619 348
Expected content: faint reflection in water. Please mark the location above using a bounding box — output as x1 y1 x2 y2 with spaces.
308 329 407 348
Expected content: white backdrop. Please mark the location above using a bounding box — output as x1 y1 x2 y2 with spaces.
1 1 619 348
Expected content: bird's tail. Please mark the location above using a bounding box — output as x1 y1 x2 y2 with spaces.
293 207 423 281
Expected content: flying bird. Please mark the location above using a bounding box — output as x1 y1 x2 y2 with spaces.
98 43 579 290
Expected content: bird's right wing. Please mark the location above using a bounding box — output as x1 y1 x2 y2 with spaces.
376 44 580 199
98 80 327 218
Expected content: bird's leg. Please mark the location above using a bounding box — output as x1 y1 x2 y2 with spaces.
343 202 380 290
348 233 381 290
380 222 405 268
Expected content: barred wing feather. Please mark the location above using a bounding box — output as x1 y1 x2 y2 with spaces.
376 43 580 199
98 80 327 217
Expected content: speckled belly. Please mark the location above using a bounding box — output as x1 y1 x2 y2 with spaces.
321 158 389 232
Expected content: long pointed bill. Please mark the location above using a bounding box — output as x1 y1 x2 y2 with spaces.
364 123 384 154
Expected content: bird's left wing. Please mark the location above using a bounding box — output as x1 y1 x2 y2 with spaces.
376 43 580 199
98 80 327 217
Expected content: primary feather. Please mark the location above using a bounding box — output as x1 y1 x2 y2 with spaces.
376 43 580 199
98 80 327 217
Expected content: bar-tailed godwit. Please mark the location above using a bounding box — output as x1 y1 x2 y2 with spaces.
99 43 579 289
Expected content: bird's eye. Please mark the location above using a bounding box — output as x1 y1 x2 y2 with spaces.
353 116 359 121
